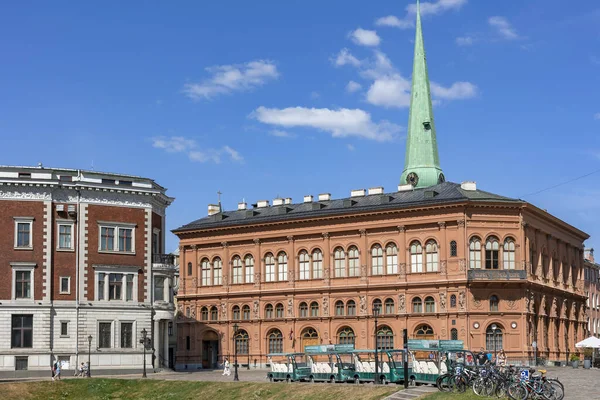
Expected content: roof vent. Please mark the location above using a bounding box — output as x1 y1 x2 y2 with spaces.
257 200 269 208
273 198 284 206
368 187 384 195
397 184 414 192
318 193 331 201
304 195 313 203
343 199 357 207
424 190 438 199
238 202 247 211
461 181 477 191
284 197 292 205
351 189 366 197
208 204 220 215
56 204 65 212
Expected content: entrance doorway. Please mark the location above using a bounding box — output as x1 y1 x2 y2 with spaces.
301 327 319 351
168 347 174 369
202 331 219 369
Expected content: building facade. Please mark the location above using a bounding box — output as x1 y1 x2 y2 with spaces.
173 2 590 369
584 249 599 338
0 165 175 374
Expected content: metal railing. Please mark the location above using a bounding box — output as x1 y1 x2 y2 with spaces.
152 253 175 265
467 269 527 281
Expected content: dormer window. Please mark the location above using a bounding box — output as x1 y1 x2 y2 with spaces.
423 122 431 130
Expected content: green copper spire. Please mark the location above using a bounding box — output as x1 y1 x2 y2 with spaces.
400 0 445 188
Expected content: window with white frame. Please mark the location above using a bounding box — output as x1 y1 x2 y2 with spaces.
371 244 383 275
334 247 346 277
426 240 439 272
201 259 210 286
154 276 165 301
265 253 275 282
348 246 359 277
410 241 423 273
213 258 222 285
152 229 160 254
60 277 70 294
95 268 138 302
299 251 310 280
232 257 243 284
312 250 323 279
98 322 112 348
60 321 68 337
503 238 516 269
245 256 254 283
57 222 74 250
14 217 33 249
386 243 398 274
277 252 288 281
98 222 135 253
121 322 133 348
469 237 482 269
11 262 35 300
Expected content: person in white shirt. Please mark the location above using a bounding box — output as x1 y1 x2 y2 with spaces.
222 358 231 376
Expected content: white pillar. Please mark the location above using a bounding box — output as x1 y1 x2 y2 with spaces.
164 321 169 368
154 318 160 368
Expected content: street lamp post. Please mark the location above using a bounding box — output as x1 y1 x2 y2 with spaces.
87 335 92 378
491 324 498 364
233 323 239 381
373 305 380 385
141 328 148 378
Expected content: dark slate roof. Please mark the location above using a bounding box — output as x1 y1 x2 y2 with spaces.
173 182 521 233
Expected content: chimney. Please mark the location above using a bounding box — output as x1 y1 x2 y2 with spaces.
318 193 331 201
461 181 477 191
303 195 313 203
237 202 247 210
397 184 413 192
284 197 292 205
351 189 366 197
368 187 384 195
257 200 269 208
273 198 284 206
208 204 220 215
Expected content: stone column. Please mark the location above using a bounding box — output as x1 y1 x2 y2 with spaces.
221 242 229 289
253 239 261 288
398 226 406 279
360 229 368 282
164 320 169 368
288 236 295 287
438 222 447 276
322 233 330 285
193 245 199 294
457 220 466 274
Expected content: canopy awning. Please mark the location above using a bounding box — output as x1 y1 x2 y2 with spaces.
575 336 600 348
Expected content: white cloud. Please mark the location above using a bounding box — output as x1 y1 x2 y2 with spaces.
152 136 243 163
349 28 381 47
333 48 362 67
182 60 279 100
456 36 475 46
347 144 355 151
407 0 468 16
269 129 295 138
251 106 401 142
594 113 600 120
430 81 478 100
366 74 412 108
488 16 520 40
375 15 413 29
360 50 395 80
346 81 362 93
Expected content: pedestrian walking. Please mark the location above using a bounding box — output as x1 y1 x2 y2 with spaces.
222 358 231 376
55 362 62 380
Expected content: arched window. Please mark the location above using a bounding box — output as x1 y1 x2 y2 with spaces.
450 241 457 257
386 243 398 274
277 252 288 281
201 258 211 286
377 326 394 350
334 247 346 277
275 303 284 318
299 251 310 280
299 302 308 318
450 294 457 308
348 246 360 277
265 253 275 282
485 324 503 351
232 305 240 320
210 306 218 321
469 237 481 269
451 328 458 340
232 256 243 284
412 297 423 313
245 255 255 283
268 329 283 354
310 302 319 317
425 296 436 313
301 327 319 351
335 300 345 316
212 257 222 285
265 304 274 319
201 306 208 321
187 262 192 276
426 240 439 272
485 237 499 270
235 329 249 355
312 249 323 279
337 327 355 345
371 244 383 275
347 300 356 316
490 295 499 312
373 298 383 314
242 305 250 320
415 324 434 339
385 298 395 314
410 241 423 273
503 239 515 270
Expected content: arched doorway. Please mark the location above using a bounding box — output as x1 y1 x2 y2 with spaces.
301 327 319 351
486 324 504 352
414 324 435 340
202 330 219 369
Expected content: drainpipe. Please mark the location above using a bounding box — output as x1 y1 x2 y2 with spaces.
74 172 81 367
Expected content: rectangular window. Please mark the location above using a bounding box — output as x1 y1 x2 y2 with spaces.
11 315 33 348
109 274 123 300
121 323 133 348
15 357 28 371
154 276 165 301
118 228 133 252
98 322 112 348
100 227 115 251
99 224 135 253
245 259 254 283
126 274 134 301
168 322 173 336
15 271 32 299
411 253 423 273
60 322 68 336
152 232 159 254
15 220 33 248
60 277 70 294
58 224 73 249
98 273 105 300
386 253 398 275
59 175 73 182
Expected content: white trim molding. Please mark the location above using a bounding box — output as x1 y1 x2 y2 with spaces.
56 220 75 251
10 262 37 302
13 217 34 250
97 221 136 254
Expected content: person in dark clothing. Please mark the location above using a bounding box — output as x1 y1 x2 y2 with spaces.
476 348 487 366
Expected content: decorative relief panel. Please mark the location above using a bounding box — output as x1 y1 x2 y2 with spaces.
398 294 406 313
439 292 447 311
359 295 367 315
458 291 466 311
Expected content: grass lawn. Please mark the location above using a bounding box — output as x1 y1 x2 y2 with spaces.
420 391 480 400
2 379 398 400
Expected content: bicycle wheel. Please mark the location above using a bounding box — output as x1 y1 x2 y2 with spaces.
507 382 528 400
436 374 453 392
473 377 486 396
451 375 467 393
546 379 564 400
495 380 508 398
541 381 564 400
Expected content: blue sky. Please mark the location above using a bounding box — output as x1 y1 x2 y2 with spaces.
1 0 600 253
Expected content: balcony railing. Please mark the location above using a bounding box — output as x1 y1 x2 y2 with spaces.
467 269 527 281
152 253 175 266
